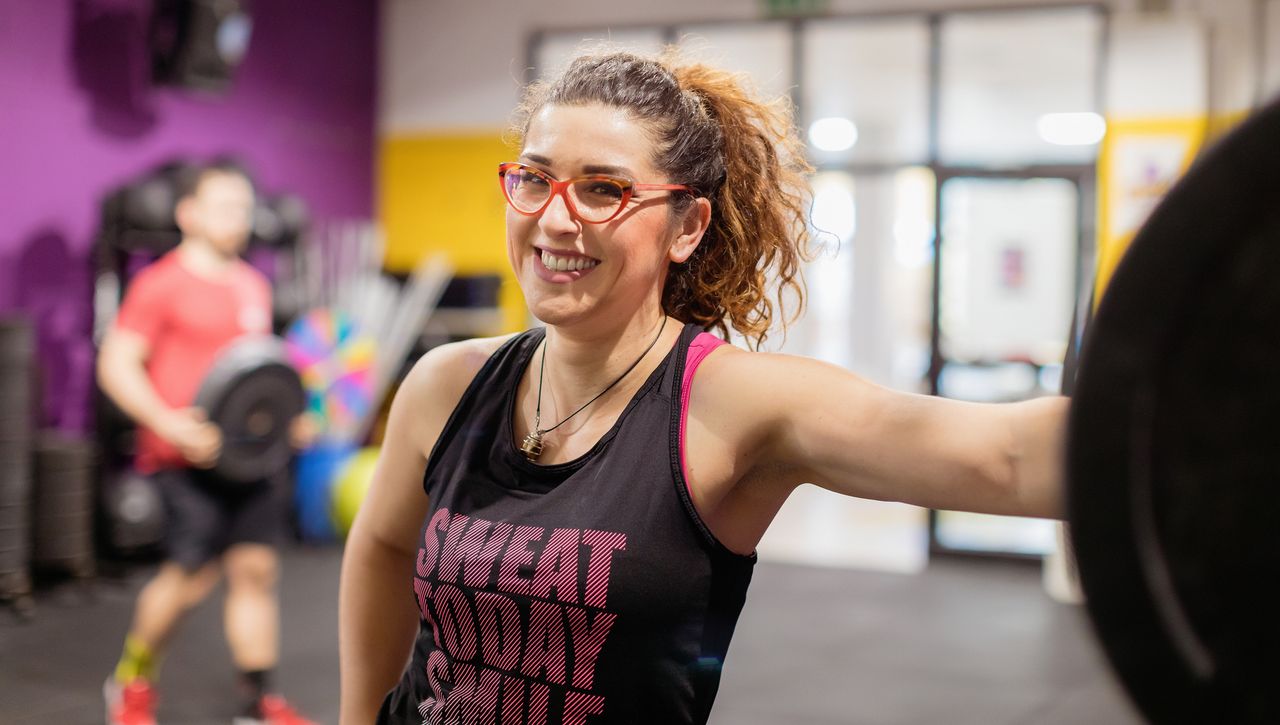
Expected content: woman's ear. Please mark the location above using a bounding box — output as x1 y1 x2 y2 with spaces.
669 197 712 264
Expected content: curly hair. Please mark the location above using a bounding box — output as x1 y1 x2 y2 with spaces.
512 47 813 349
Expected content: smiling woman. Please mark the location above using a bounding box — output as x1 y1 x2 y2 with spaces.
339 48 1068 725
508 50 815 346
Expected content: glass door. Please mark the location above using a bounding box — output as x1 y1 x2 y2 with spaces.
929 173 1087 557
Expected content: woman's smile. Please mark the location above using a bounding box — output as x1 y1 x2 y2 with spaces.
531 245 602 283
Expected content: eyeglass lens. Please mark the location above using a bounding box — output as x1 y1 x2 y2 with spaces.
504 167 627 222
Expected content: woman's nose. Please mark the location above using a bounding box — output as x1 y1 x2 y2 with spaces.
538 188 580 234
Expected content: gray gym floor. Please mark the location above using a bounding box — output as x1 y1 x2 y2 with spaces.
0 547 1143 725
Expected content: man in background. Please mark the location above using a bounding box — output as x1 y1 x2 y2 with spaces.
97 159 317 725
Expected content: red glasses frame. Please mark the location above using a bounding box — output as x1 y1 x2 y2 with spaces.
498 161 692 224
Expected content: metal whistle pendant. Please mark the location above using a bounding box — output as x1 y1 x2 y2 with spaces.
520 430 545 461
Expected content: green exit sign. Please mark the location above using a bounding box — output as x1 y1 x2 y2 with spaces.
762 0 829 17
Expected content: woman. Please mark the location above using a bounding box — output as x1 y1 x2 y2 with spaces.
339 49 1066 725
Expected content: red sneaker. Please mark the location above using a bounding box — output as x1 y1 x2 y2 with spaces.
103 677 158 725
233 694 319 725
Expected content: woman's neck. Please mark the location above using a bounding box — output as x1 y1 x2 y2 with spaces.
538 305 673 412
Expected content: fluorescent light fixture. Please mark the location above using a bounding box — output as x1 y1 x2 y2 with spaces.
1037 112 1106 146
809 117 859 152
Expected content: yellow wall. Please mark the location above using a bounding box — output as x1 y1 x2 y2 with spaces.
1094 116 1206 304
379 132 526 332
1094 110 1256 305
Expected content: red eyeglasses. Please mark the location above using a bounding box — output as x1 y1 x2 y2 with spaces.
498 162 692 224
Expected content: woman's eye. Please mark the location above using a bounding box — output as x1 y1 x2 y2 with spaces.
585 182 624 198
520 171 550 187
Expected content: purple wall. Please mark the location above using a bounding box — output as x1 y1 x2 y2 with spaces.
0 0 377 433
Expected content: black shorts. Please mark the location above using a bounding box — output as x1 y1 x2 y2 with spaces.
155 468 289 571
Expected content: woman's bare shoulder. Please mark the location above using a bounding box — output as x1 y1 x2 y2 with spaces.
690 345 878 444
691 343 785 398
696 344 856 392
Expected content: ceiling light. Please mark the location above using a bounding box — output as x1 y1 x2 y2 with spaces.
809 117 859 152
1037 112 1106 146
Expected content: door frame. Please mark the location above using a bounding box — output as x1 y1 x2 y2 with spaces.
927 165 1095 560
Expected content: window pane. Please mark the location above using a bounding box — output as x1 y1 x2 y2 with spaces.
878 166 936 393
1266 0 1280 100
802 18 930 165
675 23 793 101
787 171 857 366
779 168 934 393
939 177 1077 367
940 8 1103 166
535 29 667 80
761 168 932 574
933 175 1072 557
935 510 1058 556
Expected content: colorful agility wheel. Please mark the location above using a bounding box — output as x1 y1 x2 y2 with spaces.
284 309 376 440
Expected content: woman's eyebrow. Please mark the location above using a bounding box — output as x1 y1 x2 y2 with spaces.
521 153 637 178
581 163 635 177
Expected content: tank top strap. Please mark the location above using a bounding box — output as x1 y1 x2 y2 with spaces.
661 322 706 402
420 329 540 495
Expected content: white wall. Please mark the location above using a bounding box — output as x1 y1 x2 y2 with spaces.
1194 0 1268 114
381 0 753 134
382 0 1268 134
1264 0 1280 101
1106 12 1209 116
381 0 1143 134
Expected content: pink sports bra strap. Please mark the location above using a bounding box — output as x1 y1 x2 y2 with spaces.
680 332 728 485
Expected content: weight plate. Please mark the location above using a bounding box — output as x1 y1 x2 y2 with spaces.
1068 98 1280 724
195 336 305 484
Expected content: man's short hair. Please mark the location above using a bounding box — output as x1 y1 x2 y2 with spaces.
174 157 256 200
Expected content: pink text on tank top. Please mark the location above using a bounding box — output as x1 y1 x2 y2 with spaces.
680 332 728 496
412 506 628 723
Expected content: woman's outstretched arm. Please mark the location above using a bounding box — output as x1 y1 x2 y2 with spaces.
702 351 1068 519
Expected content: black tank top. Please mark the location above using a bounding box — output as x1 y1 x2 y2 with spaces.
376 322 757 725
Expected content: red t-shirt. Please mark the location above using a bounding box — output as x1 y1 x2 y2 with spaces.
113 250 273 472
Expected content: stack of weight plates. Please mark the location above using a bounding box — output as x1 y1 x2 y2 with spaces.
101 469 165 555
32 433 96 578
0 317 34 605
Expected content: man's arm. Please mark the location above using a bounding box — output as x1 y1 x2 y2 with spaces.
97 327 220 468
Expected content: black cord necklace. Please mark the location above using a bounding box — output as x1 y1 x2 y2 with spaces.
520 316 668 462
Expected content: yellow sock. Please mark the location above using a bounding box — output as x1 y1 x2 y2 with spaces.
113 635 158 684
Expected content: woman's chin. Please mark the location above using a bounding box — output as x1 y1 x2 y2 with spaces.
526 299 588 328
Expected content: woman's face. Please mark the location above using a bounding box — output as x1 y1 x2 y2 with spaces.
507 103 703 330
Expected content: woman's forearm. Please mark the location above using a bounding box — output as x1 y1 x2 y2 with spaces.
338 529 420 725
1008 395 1069 520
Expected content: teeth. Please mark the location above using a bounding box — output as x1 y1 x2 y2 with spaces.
541 250 598 273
